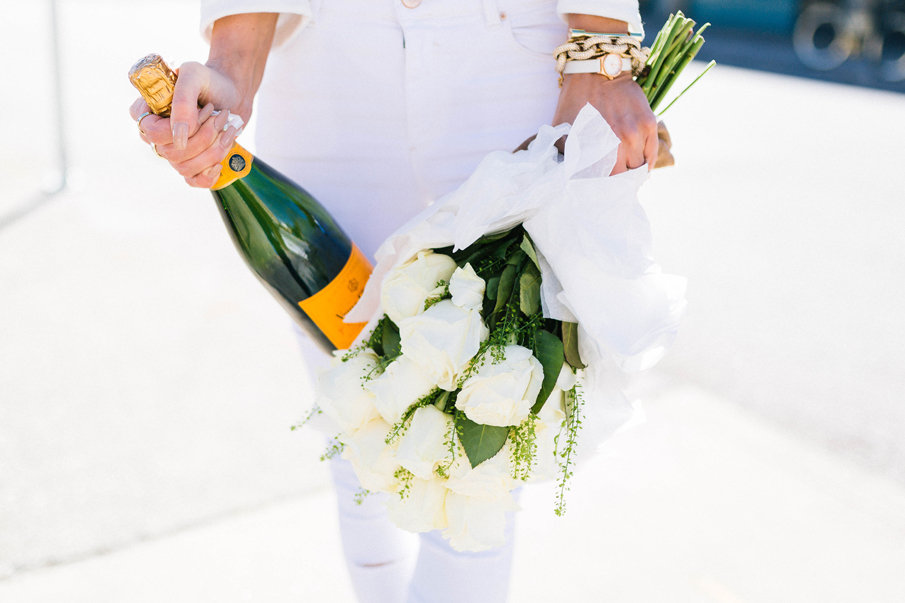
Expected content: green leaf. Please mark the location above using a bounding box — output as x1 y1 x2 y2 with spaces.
494 264 517 315
490 239 515 262
532 329 564 414
456 244 490 268
457 414 510 468
519 264 541 316
382 318 401 359
562 322 585 369
475 230 514 244
519 234 540 270
506 249 527 267
486 276 500 301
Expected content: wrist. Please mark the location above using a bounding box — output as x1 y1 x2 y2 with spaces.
560 71 633 90
204 57 254 114
564 71 633 82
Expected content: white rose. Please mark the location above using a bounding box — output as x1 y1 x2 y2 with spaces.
381 251 457 323
445 443 513 500
448 263 485 312
365 355 436 425
556 364 579 393
398 300 489 391
455 345 544 427
315 350 381 435
442 491 520 552
395 405 455 480
340 418 400 493
385 476 449 533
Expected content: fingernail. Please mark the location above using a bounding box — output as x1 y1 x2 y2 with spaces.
214 110 229 131
199 103 215 123
172 122 189 151
220 126 237 149
208 164 223 182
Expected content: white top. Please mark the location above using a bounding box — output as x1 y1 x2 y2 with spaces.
199 0 644 47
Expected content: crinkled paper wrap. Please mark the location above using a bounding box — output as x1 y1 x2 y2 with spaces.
344 104 687 457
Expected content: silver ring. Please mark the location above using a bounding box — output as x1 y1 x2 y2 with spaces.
136 111 152 135
151 142 165 159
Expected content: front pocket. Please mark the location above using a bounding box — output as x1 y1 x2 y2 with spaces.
500 2 566 62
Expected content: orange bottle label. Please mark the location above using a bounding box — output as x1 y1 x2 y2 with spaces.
212 144 254 190
299 244 372 349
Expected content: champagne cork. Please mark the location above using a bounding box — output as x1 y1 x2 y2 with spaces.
128 54 177 117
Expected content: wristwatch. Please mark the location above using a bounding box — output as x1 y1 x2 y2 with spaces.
563 55 633 79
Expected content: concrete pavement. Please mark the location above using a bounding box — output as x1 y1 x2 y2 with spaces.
2 383 904 602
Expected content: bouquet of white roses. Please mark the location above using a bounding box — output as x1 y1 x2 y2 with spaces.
305 103 688 553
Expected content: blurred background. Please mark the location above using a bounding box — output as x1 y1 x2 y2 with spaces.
1 0 903 601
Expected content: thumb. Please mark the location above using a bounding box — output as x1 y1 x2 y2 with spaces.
170 61 208 151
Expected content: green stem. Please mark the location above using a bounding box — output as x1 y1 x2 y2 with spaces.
650 37 704 112
653 27 697 93
646 20 698 98
647 12 676 63
663 20 696 58
657 60 716 116
641 15 687 94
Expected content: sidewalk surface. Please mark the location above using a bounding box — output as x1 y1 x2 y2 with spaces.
2 383 904 602
2 1 905 602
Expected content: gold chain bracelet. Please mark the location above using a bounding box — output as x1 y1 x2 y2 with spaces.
554 34 651 83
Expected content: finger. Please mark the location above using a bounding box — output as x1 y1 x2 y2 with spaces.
132 97 160 145
139 115 172 146
644 128 659 171
611 143 629 176
186 164 223 189
170 125 238 179
157 108 229 164
129 97 150 121
513 134 536 153
141 103 215 147
170 61 209 151
622 132 647 171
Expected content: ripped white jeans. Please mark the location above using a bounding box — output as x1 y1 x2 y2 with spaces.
330 458 519 603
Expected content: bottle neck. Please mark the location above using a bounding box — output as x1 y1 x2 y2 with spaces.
213 144 255 190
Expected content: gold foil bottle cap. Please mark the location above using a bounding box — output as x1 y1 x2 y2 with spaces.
128 54 177 117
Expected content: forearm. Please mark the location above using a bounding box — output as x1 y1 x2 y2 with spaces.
566 14 629 34
206 13 278 116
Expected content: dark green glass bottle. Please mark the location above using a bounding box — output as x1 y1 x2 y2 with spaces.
129 54 371 352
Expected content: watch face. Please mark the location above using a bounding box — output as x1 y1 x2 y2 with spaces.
602 54 623 77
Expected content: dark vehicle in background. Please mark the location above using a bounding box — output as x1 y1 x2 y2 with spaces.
640 0 905 89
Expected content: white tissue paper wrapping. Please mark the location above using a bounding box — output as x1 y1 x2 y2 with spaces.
344 104 687 458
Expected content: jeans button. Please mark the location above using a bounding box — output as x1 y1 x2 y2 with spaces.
402 0 421 7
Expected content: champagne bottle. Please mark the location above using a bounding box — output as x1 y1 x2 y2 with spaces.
129 54 370 352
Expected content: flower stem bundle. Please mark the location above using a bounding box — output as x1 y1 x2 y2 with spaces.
636 11 716 114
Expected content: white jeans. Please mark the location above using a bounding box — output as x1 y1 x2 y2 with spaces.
256 0 566 258
331 458 520 603
268 1 565 601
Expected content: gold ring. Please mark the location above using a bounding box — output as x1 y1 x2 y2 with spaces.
136 111 152 135
151 142 165 159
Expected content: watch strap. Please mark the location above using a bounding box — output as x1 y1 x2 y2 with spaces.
563 57 633 75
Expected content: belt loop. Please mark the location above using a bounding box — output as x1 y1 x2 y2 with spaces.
483 0 501 28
